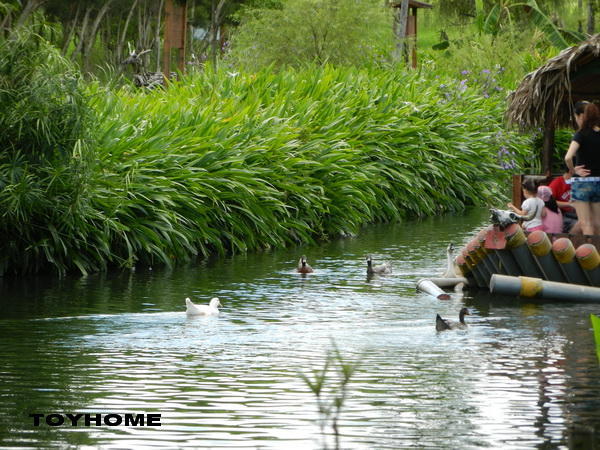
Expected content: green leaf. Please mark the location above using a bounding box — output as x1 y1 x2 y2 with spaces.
592 314 600 364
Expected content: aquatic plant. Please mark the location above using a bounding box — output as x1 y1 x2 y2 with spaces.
298 343 362 449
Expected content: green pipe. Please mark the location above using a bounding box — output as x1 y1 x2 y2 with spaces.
490 274 600 302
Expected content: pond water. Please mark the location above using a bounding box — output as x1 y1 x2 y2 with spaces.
1 208 599 449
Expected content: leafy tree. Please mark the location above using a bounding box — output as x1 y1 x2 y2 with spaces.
436 0 571 22
0 26 93 163
473 0 586 49
227 0 392 69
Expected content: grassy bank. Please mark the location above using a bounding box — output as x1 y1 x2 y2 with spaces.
1 62 534 275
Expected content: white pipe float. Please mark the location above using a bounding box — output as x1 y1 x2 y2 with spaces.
416 278 451 300
424 277 469 288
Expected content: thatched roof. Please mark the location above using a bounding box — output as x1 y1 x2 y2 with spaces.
506 34 600 130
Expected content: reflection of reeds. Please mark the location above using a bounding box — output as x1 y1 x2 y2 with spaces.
299 342 362 450
1 58 533 275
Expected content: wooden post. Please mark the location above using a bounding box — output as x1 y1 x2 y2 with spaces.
163 0 187 83
393 0 409 63
408 5 417 68
543 102 555 178
392 1 432 68
513 174 524 207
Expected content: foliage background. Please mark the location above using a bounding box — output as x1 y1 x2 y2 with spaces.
0 0 594 275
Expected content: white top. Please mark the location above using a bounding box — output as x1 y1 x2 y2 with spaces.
521 197 545 230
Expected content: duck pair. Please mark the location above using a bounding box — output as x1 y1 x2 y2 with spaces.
297 255 393 275
185 297 472 331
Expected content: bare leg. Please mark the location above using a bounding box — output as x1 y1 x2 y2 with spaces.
574 201 594 235
591 202 600 235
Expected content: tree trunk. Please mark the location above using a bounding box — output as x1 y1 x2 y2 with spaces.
16 0 47 26
83 0 116 74
0 14 12 34
197 0 227 60
137 0 153 51
155 0 164 72
212 0 217 66
393 0 409 63
587 0 595 35
117 0 140 68
61 4 81 56
71 6 91 63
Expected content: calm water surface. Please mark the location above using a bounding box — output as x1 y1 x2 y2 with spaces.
1 208 599 449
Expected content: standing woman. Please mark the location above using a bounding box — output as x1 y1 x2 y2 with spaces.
564 101 600 235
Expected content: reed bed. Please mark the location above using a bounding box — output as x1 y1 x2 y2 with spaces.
1 63 533 275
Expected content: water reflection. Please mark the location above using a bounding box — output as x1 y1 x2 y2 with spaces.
0 208 599 448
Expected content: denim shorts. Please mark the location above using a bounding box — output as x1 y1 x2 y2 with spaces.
571 179 600 202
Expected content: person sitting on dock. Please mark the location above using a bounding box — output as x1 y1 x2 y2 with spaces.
564 101 600 235
537 185 563 234
508 178 545 232
548 165 581 233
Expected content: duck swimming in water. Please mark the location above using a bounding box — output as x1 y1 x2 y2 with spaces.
366 255 392 275
436 307 470 331
185 297 222 316
297 255 314 274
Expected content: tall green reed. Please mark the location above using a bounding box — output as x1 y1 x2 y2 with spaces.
2 59 534 275
0 27 101 275
298 342 362 450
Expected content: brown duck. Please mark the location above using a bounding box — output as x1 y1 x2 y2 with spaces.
436 307 471 331
297 255 314 274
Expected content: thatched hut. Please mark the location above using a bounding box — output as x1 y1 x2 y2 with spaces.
506 34 600 177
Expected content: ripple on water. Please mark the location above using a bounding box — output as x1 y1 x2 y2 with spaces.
1 211 600 448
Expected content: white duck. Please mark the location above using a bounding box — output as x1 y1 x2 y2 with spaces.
441 243 459 278
185 297 221 316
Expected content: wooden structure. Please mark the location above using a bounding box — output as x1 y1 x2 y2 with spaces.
506 34 600 178
451 223 600 302
391 1 433 68
431 35 600 301
163 0 187 82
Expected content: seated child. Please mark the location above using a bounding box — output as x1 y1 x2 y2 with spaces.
537 185 563 234
507 179 545 231
549 167 581 233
